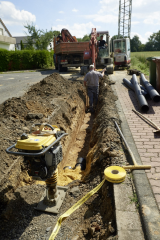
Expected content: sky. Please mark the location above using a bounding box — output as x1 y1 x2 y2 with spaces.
0 0 160 43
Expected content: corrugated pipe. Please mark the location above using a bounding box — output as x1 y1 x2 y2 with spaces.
132 74 149 112
140 73 160 102
123 78 149 97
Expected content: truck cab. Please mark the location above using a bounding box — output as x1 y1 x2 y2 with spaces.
113 38 131 68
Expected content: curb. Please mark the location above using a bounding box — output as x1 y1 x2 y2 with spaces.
112 84 160 240
0 69 55 74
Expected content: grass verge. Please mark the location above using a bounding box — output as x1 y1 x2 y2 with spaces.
131 51 160 76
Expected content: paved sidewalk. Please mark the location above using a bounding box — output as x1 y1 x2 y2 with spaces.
109 71 160 239
111 71 160 210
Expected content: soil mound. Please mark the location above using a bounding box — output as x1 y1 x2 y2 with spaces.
0 72 85 204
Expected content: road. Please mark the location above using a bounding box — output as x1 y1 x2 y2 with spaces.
0 69 80 104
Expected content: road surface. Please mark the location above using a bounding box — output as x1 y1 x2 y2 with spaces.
0 69 80 104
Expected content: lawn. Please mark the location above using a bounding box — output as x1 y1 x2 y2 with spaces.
131 51 160 76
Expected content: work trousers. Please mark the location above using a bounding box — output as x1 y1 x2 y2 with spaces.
87 86 99 111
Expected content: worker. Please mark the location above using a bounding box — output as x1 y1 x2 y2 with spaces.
56 35 63 44
84 65 106 113
99 35 108 48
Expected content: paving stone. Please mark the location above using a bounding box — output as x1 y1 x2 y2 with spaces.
149 179 160 187
118 230 144 240
114 182 135 212
155 194 160 203
116 211 141 231
152 186 160 194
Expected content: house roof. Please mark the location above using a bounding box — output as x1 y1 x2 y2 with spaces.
0 18 12 37
13 36 29 44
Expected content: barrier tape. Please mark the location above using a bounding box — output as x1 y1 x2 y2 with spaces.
49 179 105 240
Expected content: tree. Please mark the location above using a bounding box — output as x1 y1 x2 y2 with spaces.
82 34 90 41
147 31 160 51
130 35 142 52
20 40 24 50
77 34 91 42
144 41 154 51
24 24 60 50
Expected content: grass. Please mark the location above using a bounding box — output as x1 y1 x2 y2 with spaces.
129 193 139 209
131 51 160 76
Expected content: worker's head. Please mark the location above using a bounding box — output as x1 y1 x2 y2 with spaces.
89 64 94 70
100 35 103 40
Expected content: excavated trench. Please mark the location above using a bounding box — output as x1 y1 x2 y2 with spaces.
0 72 122 240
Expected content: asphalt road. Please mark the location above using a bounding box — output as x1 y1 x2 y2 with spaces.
0 69 80 104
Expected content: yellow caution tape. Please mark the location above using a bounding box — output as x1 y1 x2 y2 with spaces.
49 178 105 240
104 166 126 183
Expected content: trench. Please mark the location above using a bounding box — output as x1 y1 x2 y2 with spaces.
0 73 119 240
58 111 94 186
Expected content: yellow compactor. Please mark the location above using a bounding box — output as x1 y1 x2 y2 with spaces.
6 123 68 214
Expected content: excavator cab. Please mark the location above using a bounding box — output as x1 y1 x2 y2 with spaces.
98 33 109 58
96 31 113 73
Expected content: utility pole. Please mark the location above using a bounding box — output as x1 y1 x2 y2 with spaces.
118 0 132 38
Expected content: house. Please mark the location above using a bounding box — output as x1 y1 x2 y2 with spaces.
0 18 16 50
14 36 28 50
14 36 54 51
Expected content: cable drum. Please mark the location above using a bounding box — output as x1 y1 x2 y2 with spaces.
104 166 126 183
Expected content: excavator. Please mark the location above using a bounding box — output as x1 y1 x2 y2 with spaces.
54 28 113 74
81 28 113 74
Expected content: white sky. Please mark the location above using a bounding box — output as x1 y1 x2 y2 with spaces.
0 0 160 43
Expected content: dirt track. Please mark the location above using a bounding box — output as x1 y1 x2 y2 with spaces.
0 72 129 240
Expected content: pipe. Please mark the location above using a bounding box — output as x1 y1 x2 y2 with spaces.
123 78 149 97
131 74 149 112
140 73 160 102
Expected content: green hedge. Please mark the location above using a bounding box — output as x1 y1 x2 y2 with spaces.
0 49 54 71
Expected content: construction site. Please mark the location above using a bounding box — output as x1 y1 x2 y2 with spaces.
1 0 160 240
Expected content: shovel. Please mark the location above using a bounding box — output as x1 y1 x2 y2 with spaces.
132 109 160 133
115 121 151 170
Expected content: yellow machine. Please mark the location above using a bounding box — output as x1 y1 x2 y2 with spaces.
6 123 68 214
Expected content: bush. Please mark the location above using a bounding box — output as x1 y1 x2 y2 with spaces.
0 49 54 72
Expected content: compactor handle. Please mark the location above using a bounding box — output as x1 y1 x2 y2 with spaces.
31 123 55 132
6 133 68 157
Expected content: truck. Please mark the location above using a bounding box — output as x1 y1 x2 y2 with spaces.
54 28 90 72
54 28 114 74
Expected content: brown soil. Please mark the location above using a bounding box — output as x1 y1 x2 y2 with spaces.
0 72 124 240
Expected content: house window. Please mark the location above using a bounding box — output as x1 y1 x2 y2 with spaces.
0 28 3 35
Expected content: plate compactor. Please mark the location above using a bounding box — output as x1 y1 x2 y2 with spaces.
6 123 68 214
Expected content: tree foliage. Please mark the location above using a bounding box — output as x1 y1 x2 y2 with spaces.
20 40 24 50
24 24 60 50
77 34 90 42
130 30 160 52
145 31 160 51
130 35 142 52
